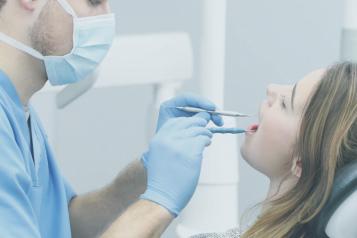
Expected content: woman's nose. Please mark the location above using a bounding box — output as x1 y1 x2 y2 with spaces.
266 84 278 106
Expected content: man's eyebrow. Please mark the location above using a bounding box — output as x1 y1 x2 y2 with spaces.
291 82 298 111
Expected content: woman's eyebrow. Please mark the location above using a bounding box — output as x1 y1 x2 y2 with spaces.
291 82 298 110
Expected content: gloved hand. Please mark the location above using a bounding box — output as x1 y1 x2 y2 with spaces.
141 93 223 167
156 93 224 132
140 112 213 216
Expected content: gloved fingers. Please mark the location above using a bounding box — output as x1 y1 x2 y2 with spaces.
162 114 222 133
193 112 224 128
211 114 224 127
158 94 223 129
162 93 217 112
158 117 178 131
185 127 213 138
174 116 209 129
194 135 212 148
193 112 210 122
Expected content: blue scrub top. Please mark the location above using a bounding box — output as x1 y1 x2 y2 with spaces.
0 70 76 237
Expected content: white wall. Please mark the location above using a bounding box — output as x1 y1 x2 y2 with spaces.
32 0 344 237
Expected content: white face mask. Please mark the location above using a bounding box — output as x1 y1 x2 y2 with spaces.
0 0 116 86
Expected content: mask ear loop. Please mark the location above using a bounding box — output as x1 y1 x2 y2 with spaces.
56 0 78 18
0 32 44 60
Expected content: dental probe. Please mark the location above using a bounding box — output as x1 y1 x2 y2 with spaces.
176 106 254 117
208 127 255 134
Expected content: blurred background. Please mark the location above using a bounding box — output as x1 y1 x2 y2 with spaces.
31 0 343 237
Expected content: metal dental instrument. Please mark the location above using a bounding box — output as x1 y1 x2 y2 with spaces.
208 127 254 134
176 106 254 117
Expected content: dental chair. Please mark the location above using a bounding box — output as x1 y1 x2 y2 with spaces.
311 159 357 238
316 1 357 235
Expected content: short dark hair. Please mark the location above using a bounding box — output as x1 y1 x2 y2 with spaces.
0 0 6 11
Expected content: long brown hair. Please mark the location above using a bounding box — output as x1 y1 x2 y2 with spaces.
241 62 357 238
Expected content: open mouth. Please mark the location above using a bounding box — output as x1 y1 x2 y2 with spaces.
247 123 259 133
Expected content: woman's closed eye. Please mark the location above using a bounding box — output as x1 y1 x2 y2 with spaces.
280 95 287 109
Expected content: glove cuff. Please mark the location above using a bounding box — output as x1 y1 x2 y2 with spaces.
140 188 180 217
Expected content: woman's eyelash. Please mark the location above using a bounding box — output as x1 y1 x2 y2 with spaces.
280 96 287 109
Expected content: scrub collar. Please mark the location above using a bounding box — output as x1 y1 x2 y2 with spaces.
0 69 31 147
0 70 25 109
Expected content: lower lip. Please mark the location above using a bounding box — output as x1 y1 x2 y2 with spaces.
246 124 259 134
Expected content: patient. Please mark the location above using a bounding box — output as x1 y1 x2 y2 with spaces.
191 62 357 238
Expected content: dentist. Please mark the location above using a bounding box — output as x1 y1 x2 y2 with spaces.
0 0 223 237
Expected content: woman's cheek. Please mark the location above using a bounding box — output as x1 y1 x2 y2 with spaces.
240 118 297 176
240 131 268 173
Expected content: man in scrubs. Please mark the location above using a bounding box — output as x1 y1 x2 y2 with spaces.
0 0 223 237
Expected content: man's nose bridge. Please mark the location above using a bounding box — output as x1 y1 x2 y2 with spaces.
102 1 111 13
97 0 111 14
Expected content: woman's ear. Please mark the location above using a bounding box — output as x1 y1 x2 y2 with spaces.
291 157 302 178
19 0 36 11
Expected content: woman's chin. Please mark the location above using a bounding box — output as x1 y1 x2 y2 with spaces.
240 133 254 153
240 143 250 161
240 141 260 167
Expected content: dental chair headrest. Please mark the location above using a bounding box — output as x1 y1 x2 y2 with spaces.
312 159 357 238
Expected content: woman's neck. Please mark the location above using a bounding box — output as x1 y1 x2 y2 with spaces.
261 174 299 213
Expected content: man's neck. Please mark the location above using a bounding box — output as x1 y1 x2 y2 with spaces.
0 43 47 107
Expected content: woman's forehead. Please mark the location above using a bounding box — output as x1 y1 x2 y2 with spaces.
294 69 325 111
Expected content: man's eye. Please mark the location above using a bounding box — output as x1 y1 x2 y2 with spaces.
88 0 102 6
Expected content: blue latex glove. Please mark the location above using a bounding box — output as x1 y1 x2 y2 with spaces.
141 94 223 168
140 112 213 216
156 94 224 132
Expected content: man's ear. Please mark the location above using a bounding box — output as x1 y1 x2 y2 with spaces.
19 0 36 11
291 157 302 178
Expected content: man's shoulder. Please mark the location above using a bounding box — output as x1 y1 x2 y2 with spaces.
0 85 18 125
0 99 14 133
